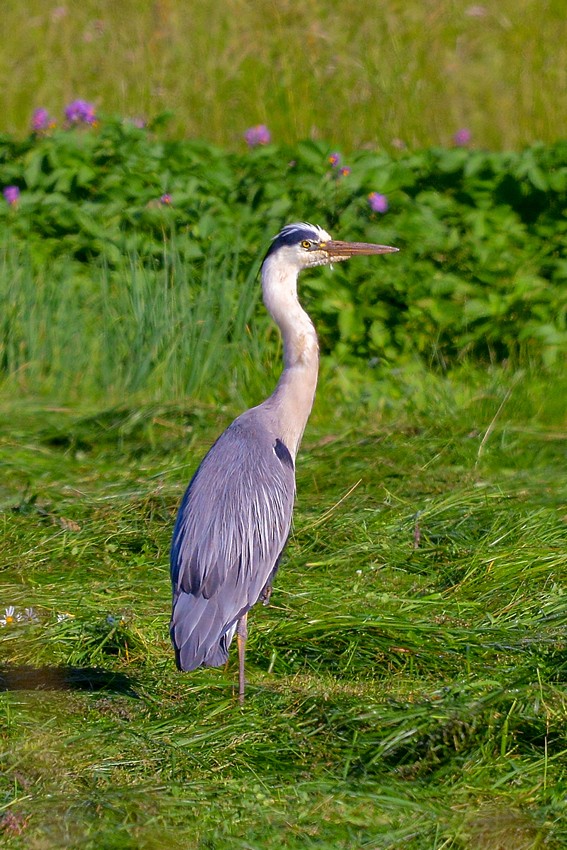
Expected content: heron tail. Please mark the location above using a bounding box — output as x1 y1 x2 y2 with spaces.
170 592 236 671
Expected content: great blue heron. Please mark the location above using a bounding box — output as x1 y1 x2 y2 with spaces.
170 222 398 702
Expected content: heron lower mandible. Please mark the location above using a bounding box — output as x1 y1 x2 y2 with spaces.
170 222 398 702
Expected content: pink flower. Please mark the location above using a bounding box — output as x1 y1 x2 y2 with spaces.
32 108 55 133
160 193 172 205
328 152 341 167
368 192 388 213
453 128 472 146
339 166 351 177
244 124 271 147
3 186 20 206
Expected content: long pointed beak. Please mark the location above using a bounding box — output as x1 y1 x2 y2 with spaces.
321 240 399 260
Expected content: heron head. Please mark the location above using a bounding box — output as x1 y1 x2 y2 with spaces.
264 222 398 271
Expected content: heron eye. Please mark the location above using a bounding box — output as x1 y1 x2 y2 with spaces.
301 240 312 250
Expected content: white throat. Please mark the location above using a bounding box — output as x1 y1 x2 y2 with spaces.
260 252 320 457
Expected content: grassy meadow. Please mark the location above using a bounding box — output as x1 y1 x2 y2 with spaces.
1 0 567 847
1 367 566 848
1 0 567 149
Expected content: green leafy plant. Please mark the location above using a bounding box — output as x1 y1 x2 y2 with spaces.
1 123 566 403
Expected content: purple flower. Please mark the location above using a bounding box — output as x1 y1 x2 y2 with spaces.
160 193 172 205
3 186 20 206
453 128 472 146
328 152 341 167
32 107 55 133
244 124 271 147
339 166 351 177
368 192 388 213
65 99 97 126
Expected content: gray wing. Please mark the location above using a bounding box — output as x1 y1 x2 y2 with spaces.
170 413 295 671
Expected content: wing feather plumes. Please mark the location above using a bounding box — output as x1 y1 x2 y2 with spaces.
170 412 295 671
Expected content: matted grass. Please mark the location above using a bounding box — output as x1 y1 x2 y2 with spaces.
1 366 566 848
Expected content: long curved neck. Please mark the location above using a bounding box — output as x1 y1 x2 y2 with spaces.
261 254 319 458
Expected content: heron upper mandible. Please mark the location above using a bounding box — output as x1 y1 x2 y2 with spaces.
170 222 399 702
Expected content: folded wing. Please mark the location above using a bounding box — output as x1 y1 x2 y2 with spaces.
170 415 295 671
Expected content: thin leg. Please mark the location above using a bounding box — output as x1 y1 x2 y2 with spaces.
236 614 248 705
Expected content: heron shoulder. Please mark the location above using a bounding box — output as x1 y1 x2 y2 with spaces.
226 407 295 468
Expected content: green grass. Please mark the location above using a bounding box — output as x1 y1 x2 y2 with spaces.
0 243 272 405
1 0 566 149
1 3 565 842
1 367 566 848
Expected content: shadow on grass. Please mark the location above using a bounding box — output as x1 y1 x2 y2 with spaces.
0 664 139 696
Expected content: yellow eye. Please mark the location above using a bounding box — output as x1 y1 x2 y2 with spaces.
301 240 312 250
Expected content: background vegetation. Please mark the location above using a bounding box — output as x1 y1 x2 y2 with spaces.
1 0 567 150
1 1 566 848
0 124 565 404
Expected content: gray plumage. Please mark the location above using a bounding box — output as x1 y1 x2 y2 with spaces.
170 412 294 670
169 222 398 699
